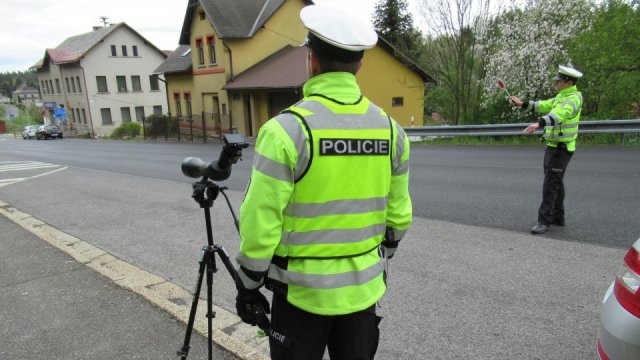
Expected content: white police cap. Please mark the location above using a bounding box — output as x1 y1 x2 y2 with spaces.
554 65 583 80
300 5 378 51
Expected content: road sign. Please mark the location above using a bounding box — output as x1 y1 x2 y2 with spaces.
54 107 67 119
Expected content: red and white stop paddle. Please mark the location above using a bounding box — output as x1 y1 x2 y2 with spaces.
497 79 512 98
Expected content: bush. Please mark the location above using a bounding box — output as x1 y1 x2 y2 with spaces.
110 122 142 139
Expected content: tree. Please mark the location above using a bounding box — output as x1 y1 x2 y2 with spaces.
481 0 593 121
0 71 38 99
416 0 496 124
372 0 426 62
568 0 640 119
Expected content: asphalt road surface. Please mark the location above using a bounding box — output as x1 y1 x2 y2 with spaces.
2 137 638 248
1 135 638 359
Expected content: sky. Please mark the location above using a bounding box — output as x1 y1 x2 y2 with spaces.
0 0 423 74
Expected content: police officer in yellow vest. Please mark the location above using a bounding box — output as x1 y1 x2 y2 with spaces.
510 65 583 234
234 4 412 359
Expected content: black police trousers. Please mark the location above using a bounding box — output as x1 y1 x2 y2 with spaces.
538 144 573 226
269 294 381 360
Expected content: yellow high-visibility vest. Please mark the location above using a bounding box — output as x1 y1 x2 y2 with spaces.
238 72 412 315
529 85 583 151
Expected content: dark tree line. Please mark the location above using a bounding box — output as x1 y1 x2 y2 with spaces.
0 71 38 98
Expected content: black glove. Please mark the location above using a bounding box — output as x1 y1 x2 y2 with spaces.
382 227 399 259
382 239 398 259
235 289 271 327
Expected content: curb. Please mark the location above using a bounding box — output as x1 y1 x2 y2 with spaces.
0 200 269 360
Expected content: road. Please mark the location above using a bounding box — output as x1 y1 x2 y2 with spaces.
2 137 638 248
0 136 637 359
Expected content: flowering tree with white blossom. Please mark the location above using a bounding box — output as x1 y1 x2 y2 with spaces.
481 0 593 120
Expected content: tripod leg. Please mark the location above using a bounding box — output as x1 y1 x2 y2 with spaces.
177 248 209 360
214 245 241 285
206 253 215 360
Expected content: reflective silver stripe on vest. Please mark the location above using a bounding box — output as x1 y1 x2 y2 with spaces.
393 122 406 171
525 101 535 111
560 123 579 131
281 223 386 246
390 228 408 240
253 153 293 183
542 113 559 126
393 161 409 175
268 258 385 289
546 132 578 140
299 100 390 130
274 113 309 180
236 253 272 272
562 100 580 117
284 197 388 218
533 101 540 112
238 268 264 290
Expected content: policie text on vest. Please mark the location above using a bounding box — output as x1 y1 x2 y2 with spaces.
320 138 390 156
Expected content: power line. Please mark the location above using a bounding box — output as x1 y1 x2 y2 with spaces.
263 26 304 45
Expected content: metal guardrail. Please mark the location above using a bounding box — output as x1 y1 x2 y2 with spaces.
403 119 640 137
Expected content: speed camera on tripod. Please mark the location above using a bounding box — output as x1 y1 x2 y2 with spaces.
181 134 249 181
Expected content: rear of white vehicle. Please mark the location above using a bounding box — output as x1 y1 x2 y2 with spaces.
598 238 640 359
22 125 39 139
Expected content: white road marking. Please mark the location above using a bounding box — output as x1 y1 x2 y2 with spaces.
0 161 68 187
0 163 61 172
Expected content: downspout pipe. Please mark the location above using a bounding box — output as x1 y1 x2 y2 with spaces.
79 63 95 139
156 75 169 115
223 40 234 81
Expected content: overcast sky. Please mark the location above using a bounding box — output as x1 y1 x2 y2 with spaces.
0 0 423 74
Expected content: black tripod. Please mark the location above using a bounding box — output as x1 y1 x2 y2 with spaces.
177 178 241 360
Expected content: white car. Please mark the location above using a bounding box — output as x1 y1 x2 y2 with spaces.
21 125 39 139
598 238 640 359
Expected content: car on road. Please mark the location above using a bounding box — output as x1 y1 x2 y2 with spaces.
21 125 39 139
36 125 63 140
598 238 640 359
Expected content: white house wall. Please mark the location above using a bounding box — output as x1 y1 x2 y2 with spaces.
82 26 168 137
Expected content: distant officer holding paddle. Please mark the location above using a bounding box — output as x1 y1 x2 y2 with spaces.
510 65 584 234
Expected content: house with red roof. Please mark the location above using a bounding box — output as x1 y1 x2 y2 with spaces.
32 23 168 137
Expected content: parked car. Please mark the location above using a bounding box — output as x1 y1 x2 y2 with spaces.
598 238 640 359
36 125 63 140
21 125 39 139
